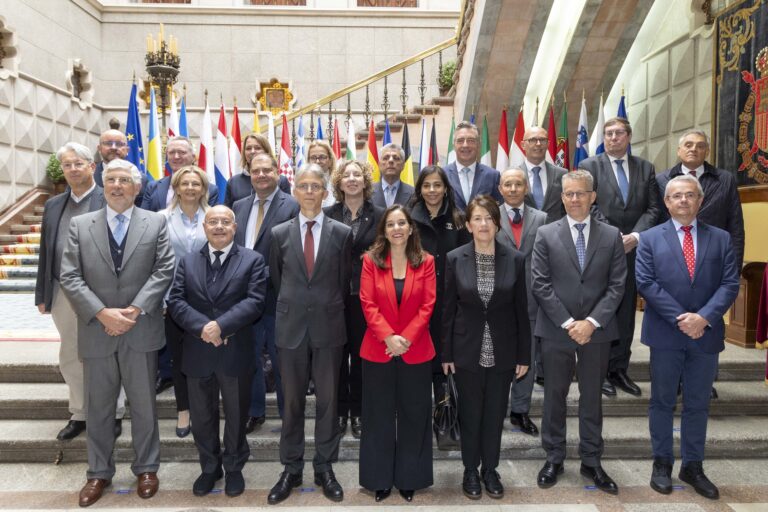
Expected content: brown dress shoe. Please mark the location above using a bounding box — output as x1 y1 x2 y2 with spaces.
136 472 159 499
78 478 110 507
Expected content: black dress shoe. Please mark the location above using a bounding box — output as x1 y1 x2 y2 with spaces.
481 469 504 498
710 386 718 400
176 424 191 438
399 489 414 501
314 469 344 502
608 370 641 396
114 419 122 438
374 488 391 502
155 377 173 394
245 415 265 434
537 461 563 489
337 416 348 434
193 467 223 496
57 420 86 441
306 380 315 396
509 412 539 436
650 459 673 495
580 463 618 495
268 471 302 504
679 461 719 500
225 471 245 497
601 379 617 397
350 416 362 438
462 468 482 499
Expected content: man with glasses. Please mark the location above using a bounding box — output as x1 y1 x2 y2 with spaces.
578 117 660 398
95 129 148 207
445 121 502 211
521 127 567 224
372 143 414 209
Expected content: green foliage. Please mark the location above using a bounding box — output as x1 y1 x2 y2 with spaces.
438 61 457 93
45 154 64 184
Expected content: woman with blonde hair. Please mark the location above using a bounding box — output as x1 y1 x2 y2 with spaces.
307 139 337 208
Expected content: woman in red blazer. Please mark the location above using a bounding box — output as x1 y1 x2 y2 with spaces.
359 205 436 502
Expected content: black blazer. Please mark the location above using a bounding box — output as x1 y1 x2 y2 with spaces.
167 243 267 378
442 241 531 372
224 173 292 208
323 200 384 295
35 186 106 311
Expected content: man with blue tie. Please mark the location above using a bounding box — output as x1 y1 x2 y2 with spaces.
444 122 502 210
636 175 739 500
521 127 567 224
371 143 414 209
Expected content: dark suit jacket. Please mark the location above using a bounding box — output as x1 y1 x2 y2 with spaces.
35 187 106 312
656 162 745 270
269 215 353 349
94 162 148 207
531 216 627 344
167 243 267 377
224 173 291 209
636 220 739 354
578 153 660 235
522 161 567 223
140 175 220 212
442 241 531 372
371 181 415 209
324 200 384 295
444 162 503 210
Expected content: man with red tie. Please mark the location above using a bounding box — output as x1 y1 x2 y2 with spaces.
636 175 739 500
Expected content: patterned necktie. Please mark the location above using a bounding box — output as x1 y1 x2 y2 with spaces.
461 167 471 204
531 166 544 210
113 214 127 245
304 220 316 278
575 223 586 270
615 159 629 203
511 207 522 224
681 225 695 280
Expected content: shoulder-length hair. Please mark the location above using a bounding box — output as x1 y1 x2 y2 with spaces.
367 205 425 269
240 132 276 169
331 160 374 202
169 165 210 212
411 165 465 229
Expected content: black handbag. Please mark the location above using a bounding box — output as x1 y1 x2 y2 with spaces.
433 373 460 450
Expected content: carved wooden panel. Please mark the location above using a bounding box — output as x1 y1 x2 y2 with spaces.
247 0 306 5
358 1 418 6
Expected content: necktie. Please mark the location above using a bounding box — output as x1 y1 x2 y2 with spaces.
511 207 522 225
253 200 265 244
681 225 695 280
689 170 697 178
386 186 396 207
113 214 127 245
575 223 586 270
212 250 223 280
531 166 544 210
461 167 471 204
615 159 629 203
304 220 316 278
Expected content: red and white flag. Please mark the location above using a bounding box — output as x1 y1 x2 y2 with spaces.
509 107 526 166
198 99 215 188
495 109 510 172
332 119 342 160
214 103 230 203
229 104 243 176
546 103 557 165
278 114 294 186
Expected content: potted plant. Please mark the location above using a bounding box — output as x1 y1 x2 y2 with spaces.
438 60 456 96
45 154 67 194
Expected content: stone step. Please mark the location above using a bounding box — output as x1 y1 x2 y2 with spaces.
0 254 39 266
22 215 43 224
10 224 41 234
0 233 40 244
33 206 45 215
0 244 40 254
1 415 766 463
0 280 36 292
0 266 37 279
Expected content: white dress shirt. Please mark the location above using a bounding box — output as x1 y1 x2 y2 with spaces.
682 164 705 179
561 214 600 329
608 153 630 188
208 241 233 265
525 159 548 197
299 211 324 260
70 182 96 204
671 218 698 257
106 205 134 235
245 187 278 248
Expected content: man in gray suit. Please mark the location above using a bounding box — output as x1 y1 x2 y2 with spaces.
496 167 547 437
531 170 626 494
371 143 415 208
267 164 353 505
521 127 567 224
578 117 659 397
60 159 175 507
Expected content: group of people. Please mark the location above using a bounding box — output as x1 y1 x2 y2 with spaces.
34 116 743 507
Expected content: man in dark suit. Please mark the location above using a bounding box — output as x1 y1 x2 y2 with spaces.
578 117 660 397
60 159 175 507
496 167 548 437
636 175 739 500
266 164 353 505
444 121 503 210
167 205 267 497
531 170 626 494
233 153 300 433
371 143 414 208
35 142 125 441
520 127 567 223
94 129 148 207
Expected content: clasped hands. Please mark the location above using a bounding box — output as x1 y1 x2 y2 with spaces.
384 334 410 358
567 320 595 345
201 320 227 347
96 306 140 336
677 312 707 339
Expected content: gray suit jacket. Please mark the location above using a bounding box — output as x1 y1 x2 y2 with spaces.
269 215 353 349
530 216 627 344
372 181 415 209
522 161 567 224
162 206 208 267
59 207 175 358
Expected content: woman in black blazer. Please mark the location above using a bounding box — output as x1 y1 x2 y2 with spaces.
442 195 531 500
324 160 384 439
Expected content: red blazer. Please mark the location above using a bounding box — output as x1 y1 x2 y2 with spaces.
359 252 436 364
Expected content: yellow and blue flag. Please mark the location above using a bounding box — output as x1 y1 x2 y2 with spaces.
125 83 146 175
146 87 163 181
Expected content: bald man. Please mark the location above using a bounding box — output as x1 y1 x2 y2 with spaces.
95 129 148 206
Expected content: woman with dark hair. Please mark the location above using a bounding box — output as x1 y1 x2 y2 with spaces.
409 165 471 399
359 205 436 502
324 160 384 439
442 195 531 500
223 132 290 207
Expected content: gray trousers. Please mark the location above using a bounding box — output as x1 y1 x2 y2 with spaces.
509 322 538 414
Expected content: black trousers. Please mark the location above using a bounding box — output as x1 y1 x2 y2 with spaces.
359 358 433 491
454 366 514 471
429 293 446 400
187 370 251 474
164 314 189 412
338 295 364 417
609 252 636 372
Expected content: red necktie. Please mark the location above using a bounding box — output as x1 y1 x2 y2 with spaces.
304 220 316 278
681 225 695 280
689 170 697 178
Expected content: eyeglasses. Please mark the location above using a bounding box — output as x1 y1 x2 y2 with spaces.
251 168 275 176
604 129 628 138
309 154 329 162
524 137 548 145
205 218 234 227
101 141 126 148
104 176 134 185
454 137 478 145
61 161 89 170
667 192 699 201
562 191 592 199
295 183 324 192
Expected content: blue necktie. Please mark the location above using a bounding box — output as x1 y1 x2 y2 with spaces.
386 186 396 207
531 166 544 210
615 159 629 203
575 223 586 270
113 214 127 245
